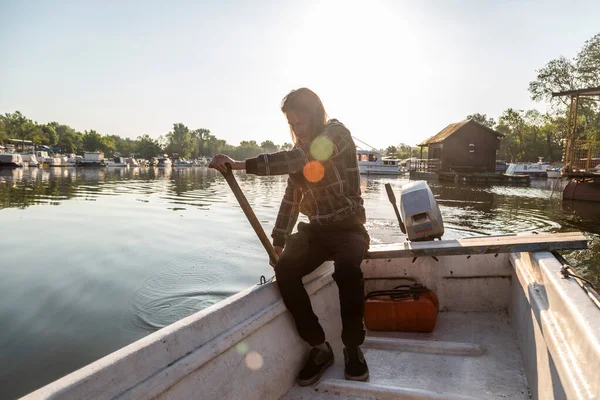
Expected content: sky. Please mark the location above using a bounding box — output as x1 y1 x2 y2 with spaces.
1 0 599 149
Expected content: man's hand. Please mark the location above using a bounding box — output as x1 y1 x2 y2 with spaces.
209 154 245 173
270 246 283 267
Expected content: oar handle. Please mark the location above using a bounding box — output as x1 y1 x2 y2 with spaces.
385 183 406 234
221 164 279 267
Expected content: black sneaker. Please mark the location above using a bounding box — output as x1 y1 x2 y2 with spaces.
297 342 334 386
343 346 369 381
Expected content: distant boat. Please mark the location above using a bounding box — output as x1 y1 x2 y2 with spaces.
79 152 106 167
20 154 40 167
173 159 194 167
505 158 550 178
357 150 403 175
126 157 140 168
0 153 24 168
158 156 172 168
106 157 128 167
546 166 563 179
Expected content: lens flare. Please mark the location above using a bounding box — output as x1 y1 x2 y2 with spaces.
235 342 249 354
303 161 325 183
310 136 334 161
245 351 264 370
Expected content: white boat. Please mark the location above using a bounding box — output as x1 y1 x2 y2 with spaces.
194 156 209 167
126 157 139 168
79 152 106 167
24 231 598 400
105 157 128 167
65 154 80 167
173 159 194 167
506 158 550 178
20 153 40 167
158 156 172 168
357 150 403 175
0 153 24 168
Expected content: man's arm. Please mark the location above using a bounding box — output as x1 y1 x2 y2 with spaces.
246 123 352 176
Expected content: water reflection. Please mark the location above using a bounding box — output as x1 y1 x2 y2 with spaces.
1 167 599 399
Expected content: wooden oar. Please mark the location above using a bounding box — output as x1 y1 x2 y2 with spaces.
220 164 279 267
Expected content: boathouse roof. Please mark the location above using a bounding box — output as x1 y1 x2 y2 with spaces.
419 120 503 146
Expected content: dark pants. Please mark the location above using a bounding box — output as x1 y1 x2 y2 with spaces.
275 223 367 347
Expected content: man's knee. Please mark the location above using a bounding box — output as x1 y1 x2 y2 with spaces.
274 257 301 283
333 258 363 282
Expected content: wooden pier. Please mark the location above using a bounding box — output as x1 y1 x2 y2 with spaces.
438 172 530 185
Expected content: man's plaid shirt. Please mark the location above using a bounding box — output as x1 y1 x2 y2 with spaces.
246 119 366 247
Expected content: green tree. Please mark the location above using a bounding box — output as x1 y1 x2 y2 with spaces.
190 128 211 158
166 123 193 158
260 140 278 153
280 142 293 151
529 33 600 140
0 115 6 143
2 112 38 144
385 145 397 157
100 136 116 155
397 143 412 159
466 113 496 128
498 109 526 161
82 130 104 152
40 125 58 146
48 122 83 153
137 134 163 159
575 33 600 87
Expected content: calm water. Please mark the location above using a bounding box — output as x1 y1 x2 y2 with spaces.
1 167 599 399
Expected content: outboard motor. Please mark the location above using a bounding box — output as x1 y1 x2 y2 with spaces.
385 181 444 241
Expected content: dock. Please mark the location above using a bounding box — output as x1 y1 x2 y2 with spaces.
438 172 530 185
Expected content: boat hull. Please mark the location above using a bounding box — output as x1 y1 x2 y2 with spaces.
24 235 599 400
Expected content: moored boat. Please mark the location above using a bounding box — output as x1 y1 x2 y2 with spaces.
173 158 194 167
105 157 128 167
79 152 106 167
0 153 24 168
357 150 403 175
157 156 172 168
20 153 40 167
23 231 598 400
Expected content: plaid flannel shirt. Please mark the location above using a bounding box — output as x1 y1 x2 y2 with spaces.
246 119 365 247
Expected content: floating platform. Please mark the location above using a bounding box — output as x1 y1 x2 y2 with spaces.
563 179 600 202
439 172 530 185
409 171 439 180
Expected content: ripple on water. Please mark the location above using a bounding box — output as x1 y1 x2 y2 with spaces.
126 245 248 333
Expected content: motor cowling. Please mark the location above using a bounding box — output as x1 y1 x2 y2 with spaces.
399 181 444 241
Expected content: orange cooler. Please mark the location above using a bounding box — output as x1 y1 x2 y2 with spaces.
364 285 439 333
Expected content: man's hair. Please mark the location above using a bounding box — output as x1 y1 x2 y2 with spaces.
281 88 328 145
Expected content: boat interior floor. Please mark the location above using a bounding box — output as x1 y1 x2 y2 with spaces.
282 311 530 400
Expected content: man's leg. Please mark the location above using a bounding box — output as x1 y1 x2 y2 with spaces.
275 229 328 346
328 230 369 381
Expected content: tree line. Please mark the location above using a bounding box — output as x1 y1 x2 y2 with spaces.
0 113 293 161
2 33 598 163
385 32 600 163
